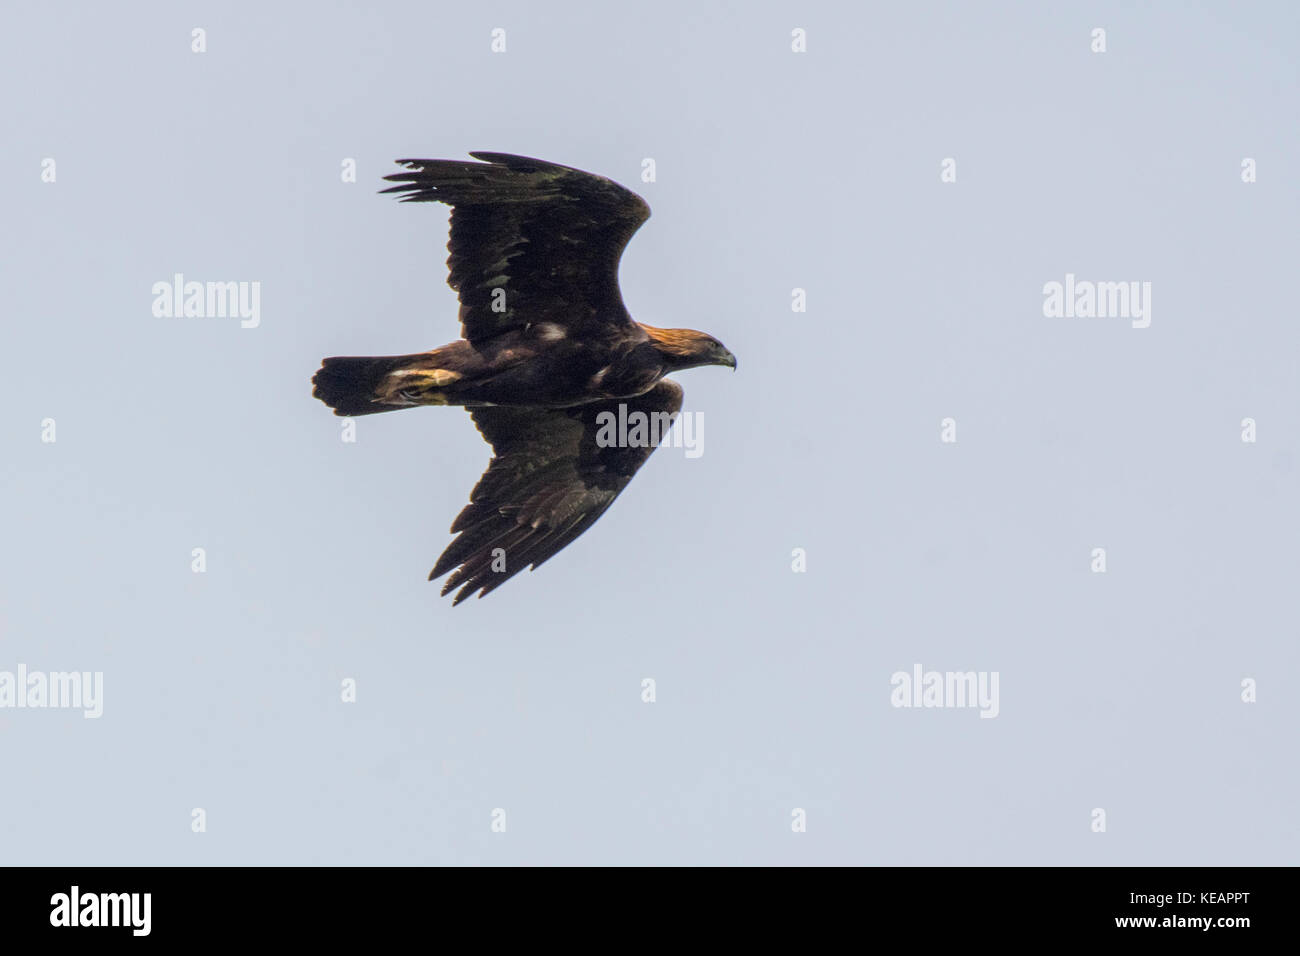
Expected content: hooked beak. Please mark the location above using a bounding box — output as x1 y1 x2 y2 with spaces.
720 349 737 370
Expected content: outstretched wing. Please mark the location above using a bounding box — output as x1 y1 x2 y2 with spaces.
430 380 685 604
381 152 650 344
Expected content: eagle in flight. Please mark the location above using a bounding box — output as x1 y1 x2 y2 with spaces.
312 152 736 604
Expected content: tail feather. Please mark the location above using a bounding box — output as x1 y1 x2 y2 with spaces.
312 355 422 416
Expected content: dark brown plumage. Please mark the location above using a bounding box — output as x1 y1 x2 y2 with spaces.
312 152 735 603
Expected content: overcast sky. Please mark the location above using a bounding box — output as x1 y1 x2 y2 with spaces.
2 1 1296 865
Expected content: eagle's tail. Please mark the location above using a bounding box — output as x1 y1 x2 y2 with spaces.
312 354 452 416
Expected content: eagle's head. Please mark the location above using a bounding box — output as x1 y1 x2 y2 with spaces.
643 325 737 372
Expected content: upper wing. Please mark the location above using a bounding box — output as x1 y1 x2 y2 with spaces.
430 379 685 604
381 152 650 344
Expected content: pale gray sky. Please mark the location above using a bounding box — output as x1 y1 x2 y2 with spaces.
1 0 1296 865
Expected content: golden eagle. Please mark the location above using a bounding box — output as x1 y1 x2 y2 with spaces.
312 152 736 603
